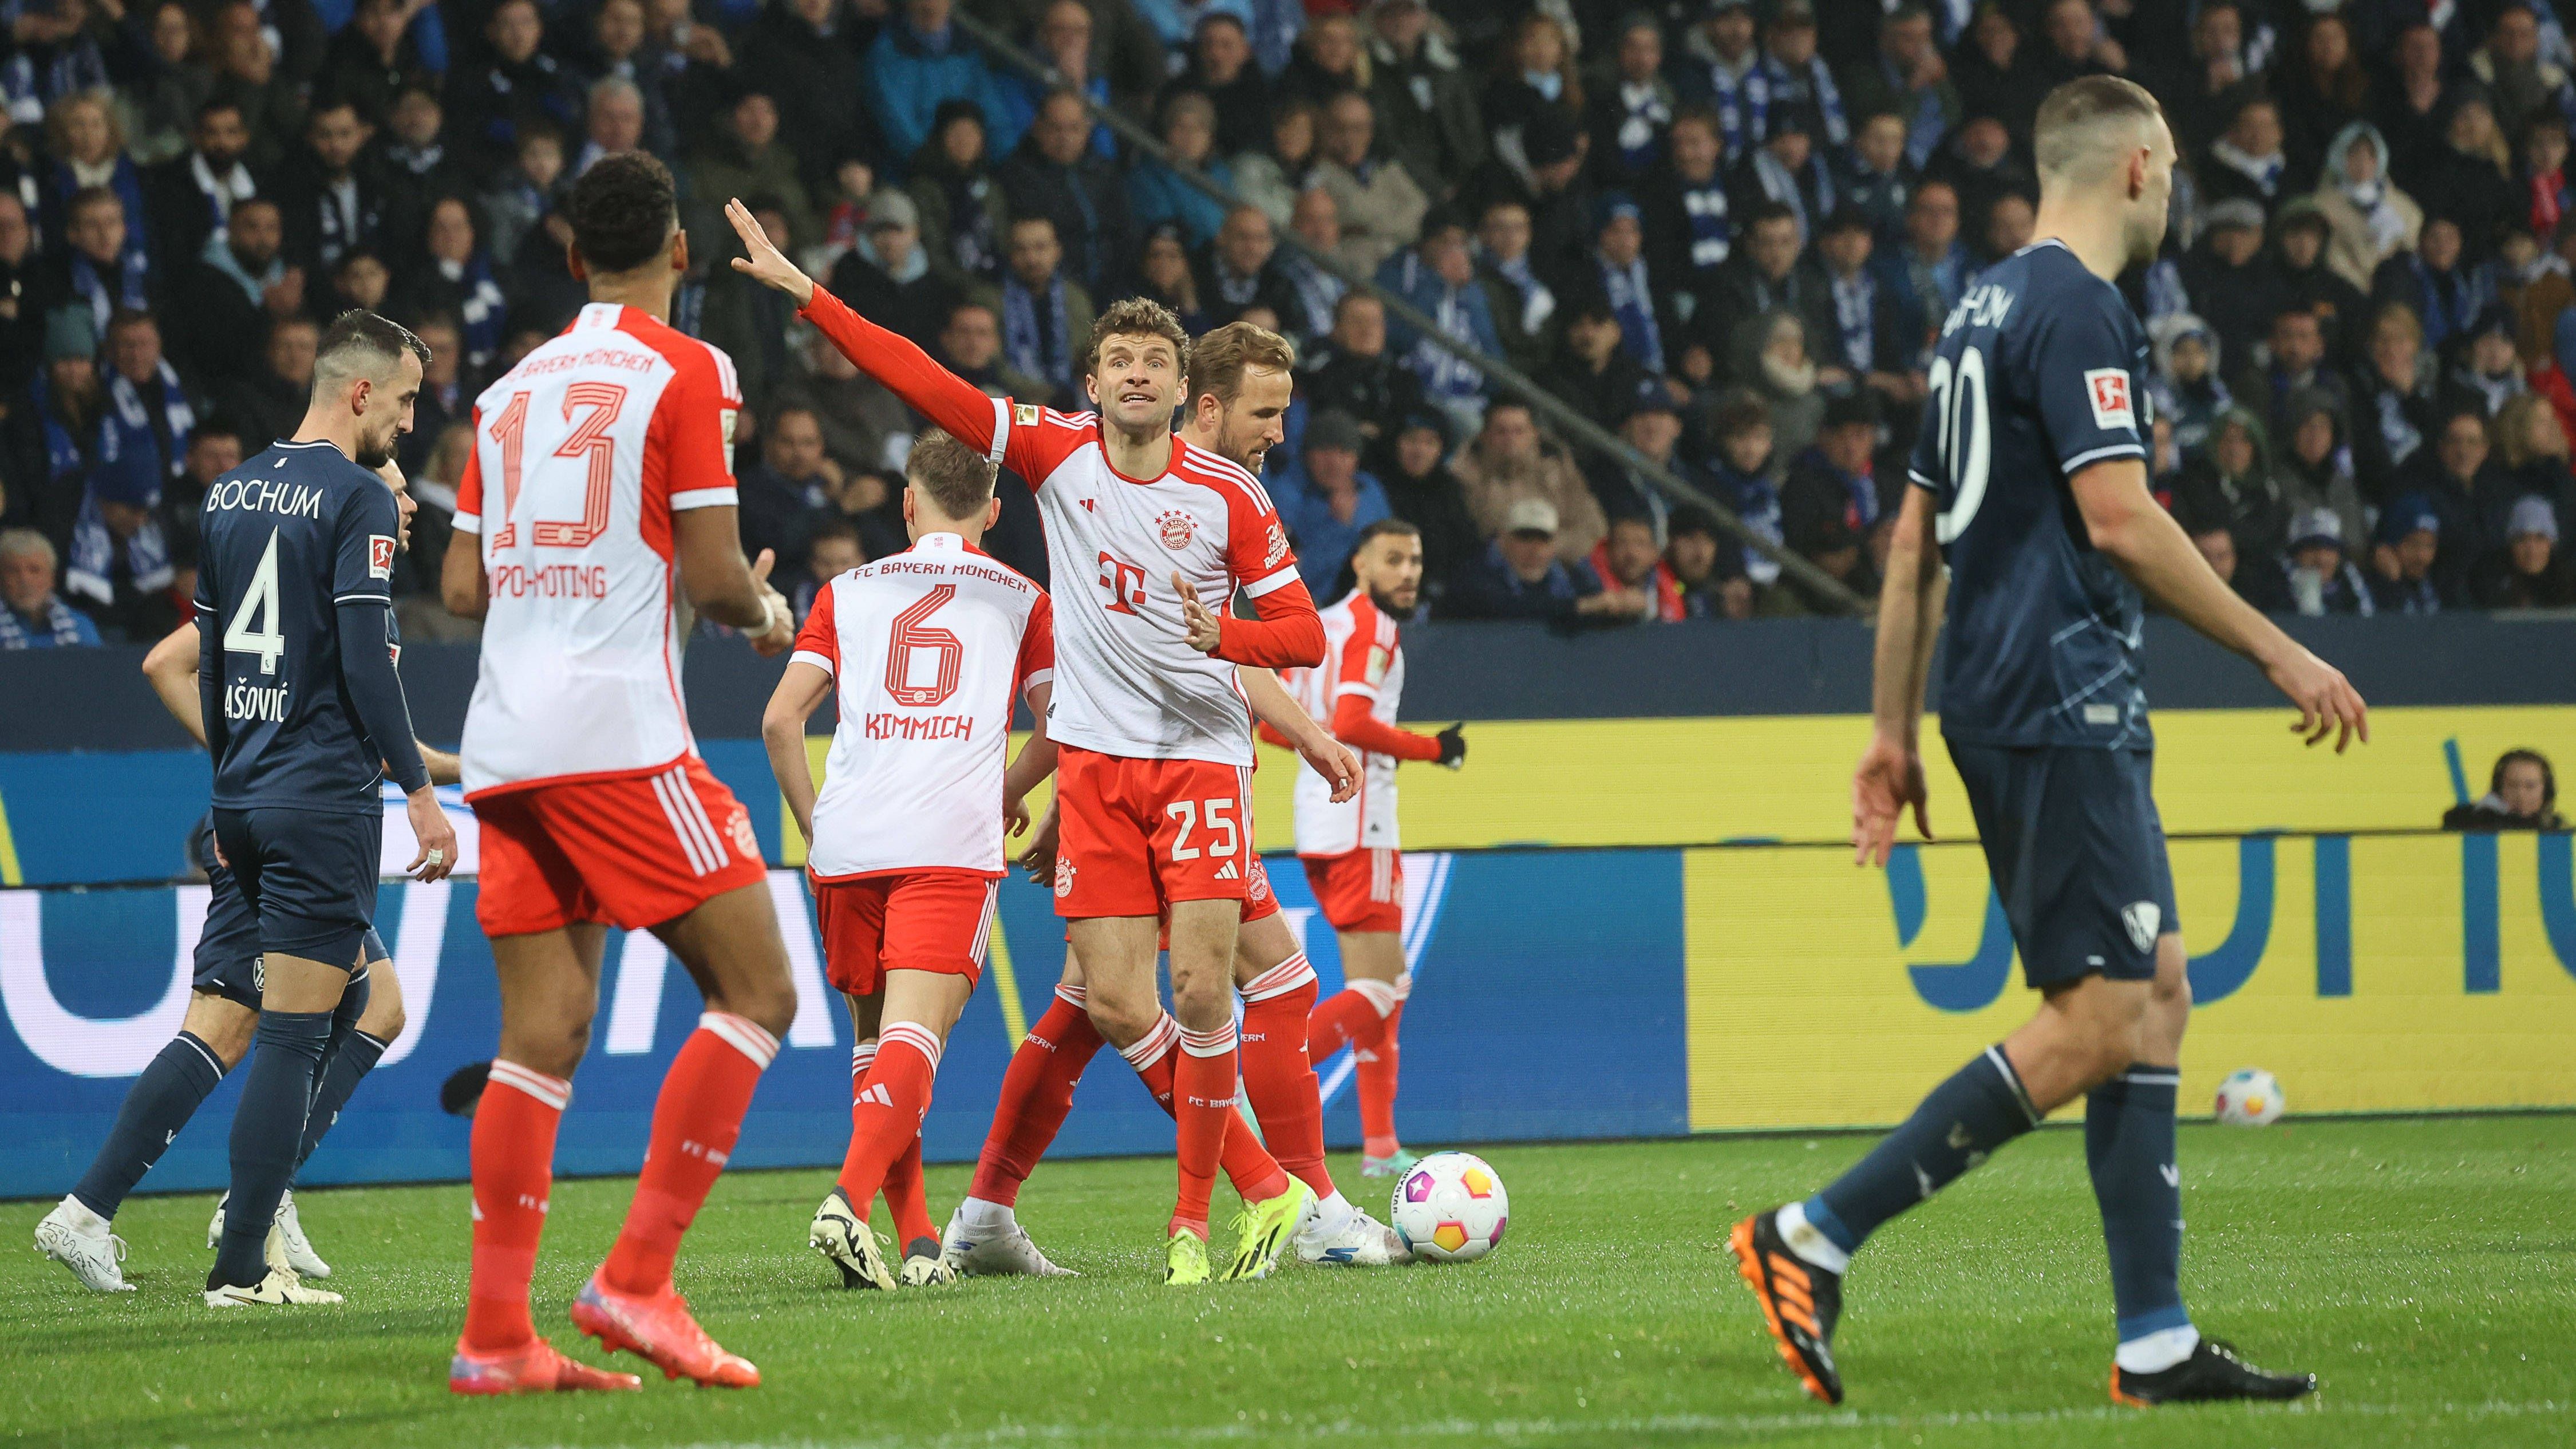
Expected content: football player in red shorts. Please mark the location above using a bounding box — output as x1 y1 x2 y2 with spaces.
1291 520 1467 1177
726 202 1327 1284
439 156 799 1393
759 428 1058 1291
943 324 1409 1274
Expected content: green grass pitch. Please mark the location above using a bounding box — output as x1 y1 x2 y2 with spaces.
5 1115 2572 1448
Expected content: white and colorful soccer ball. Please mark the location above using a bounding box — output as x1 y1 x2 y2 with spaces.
2214 1068 2285 1126
1389 1151 1508 1262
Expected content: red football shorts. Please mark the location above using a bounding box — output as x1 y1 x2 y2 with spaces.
1303 847 1404 934
812 868 999 996
473 755 768 937
1242 851 1281 925
1053 745 1253 919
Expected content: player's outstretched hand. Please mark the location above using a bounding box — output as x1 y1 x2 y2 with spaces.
724 198 816 307
1301 735 1360 803
745 547 796 657
1435 722 1467 770
1851 732 1931 868
1173 571 1222 653
1015 799 1061 886
2264 645 2369 753
1003 789 1031 838
405 787 458 883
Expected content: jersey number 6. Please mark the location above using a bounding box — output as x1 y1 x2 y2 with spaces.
1925 345 1992 544
884 584 963 708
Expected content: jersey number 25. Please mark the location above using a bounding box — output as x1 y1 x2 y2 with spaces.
1925 345 1992 544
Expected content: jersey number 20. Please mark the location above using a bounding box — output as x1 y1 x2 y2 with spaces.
1924 345 1992 544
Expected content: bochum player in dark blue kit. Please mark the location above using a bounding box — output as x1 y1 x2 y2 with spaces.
191 309 459 1307
1730 77 2368 1408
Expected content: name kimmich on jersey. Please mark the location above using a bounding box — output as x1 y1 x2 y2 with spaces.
196 439 406 813
452 302 744 797
792 533 1056 878
1908 238 2155 751
1286 591 1409 856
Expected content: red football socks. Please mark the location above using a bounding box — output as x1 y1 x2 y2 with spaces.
882 1134 934 1247
1171 1022 1241 1237
1307 976 1397 1059
1357 998 1405 1157
1241 976 1330 1198
837 1022 940 1218
966 985 1104 1207
602 1012 777 1295
1127 1013 1287 1204
461 1060 570 1353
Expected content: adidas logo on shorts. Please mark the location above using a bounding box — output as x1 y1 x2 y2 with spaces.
1214 862 1239 880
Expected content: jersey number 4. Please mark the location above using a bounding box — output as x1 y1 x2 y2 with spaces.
223 527 287 674
885 585 963 708
1925 345 1992 544
487 383 629 548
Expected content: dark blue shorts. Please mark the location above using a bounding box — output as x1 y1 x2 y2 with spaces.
1946 742 2179 989
206 806 382 972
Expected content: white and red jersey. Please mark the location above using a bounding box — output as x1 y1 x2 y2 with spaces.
453 302 742 798
797 287 1323 768
792 532 1054 879
1286 589 1440 856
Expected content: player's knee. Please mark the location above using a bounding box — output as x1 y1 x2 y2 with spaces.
358 989 406 1041
1084 986 1158 1045
1168 970 1228 1026
719 976 799 1040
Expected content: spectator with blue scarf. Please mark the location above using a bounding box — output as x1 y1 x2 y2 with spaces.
35 188 152 341
98 309 193 485
62 420 175 642
1127 91 1231 250
172 195 293 379
1705 389 1784 588
1838 112 1916 250
0 528 98 647
2372 215 2493 355
1842 4 1959 173
7 308 102 542
0 0 109 129
973 214 1093 408
2369 492 2453 612
42 93 152 277
1674 0 1768 157
1375 215 1500 437
397 195 507 373
1802 207 1913 402
1759 3 1848 153
1275 409 1391 595
1643 108 1733 332
866 0 1013 173
995 0 1115 168
1732 109 1836 245
1587 195 1669 378
1586 14 1676 188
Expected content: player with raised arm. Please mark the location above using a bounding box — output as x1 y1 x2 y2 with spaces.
35 461 456 1294
942 323 1408 1276
438 154 799 1395
1728 77 2359 1407
726 200 1328 1285
1294 518 1467 1180
758 429 1060 1290
190 309 456 1309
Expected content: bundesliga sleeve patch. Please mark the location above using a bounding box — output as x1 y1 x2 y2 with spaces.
369 535 397 579
2085 369 2135 431
720 407 739 471
1014 403 1042 426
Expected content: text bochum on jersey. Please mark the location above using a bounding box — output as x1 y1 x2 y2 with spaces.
1909 239 2158 752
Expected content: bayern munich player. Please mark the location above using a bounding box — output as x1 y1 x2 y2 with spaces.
943 323 1409 1275
757 428 1060 1292
725 198 1327 1285
1290 519 1467 1179
438 155 801 1393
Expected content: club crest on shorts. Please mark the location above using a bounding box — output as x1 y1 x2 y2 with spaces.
1157 508 1198 550
2121 901 2161 953
726 806 760 861
1054 856 1075 898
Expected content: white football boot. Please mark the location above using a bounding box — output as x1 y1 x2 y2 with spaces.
206 1266 343 1307
939 1206 1078 1277
35 1198 135 1293
1296 1206 1412 1266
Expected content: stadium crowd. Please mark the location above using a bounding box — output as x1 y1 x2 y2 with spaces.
5 0 2576 650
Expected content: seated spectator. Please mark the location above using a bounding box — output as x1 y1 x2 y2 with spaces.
445 0 582 172
1582 195 1670 379
1781 390 1883 560
2236 306 2349 442
1275 187 1348 344
1277 13 1368 110
572 77 651 179
829 190 961 351
993 89 1132 296
1376 214 1499 435
396 196 507 373
1472 199 1554 377
8 309 105 542
792 516 867 619
690 88 819 255
995 0 1112 167
1844 3 1960 171
2412 93 2518 265
1664 507 1751 619
2349 301 2442 503
868 0 1004 172
1701 203 1826 380
2313 121 2420 292
39 187 153 339
174 196 298 381
773 325 910 478
1313 90 1429 277
2491 392 2576 510
1197 205 1299 332
2174 407 2287 560
62 432 177 642
2480 495 2576 606
2448 307 2527 418
2273 388 2366 557
938 299 1049 401
2201 94 2291 212
737 405 839 575
1585 375 1697 522
478 123 564 271
1643 108 1733 326
42 90 148 262
571 0 676 160
1481 10 1581 137
1443 498 1641 622
214 314 317 450
1232 101 1321 231
0 528 100 647
2271 199 2370 363
1588 514 1688 623
973 215 1093 408
1705 388 1784 589
1836 111 1914 248
1128 91 1230 251
1729 108 1833 245
2408 406 2515 590
1926 115 2032 248
2368 493 2453 612
1803 207 1917 406
402 315 465 477
327 246 392 318
1673 0 1763 156
378 86 466 234
1133 224 1208 335
1168 13 1270 159
0 196 37 397
2519 112 2571 239
908 101 1006 291
159 419 243 599
1277 410 1390 595
1732 308 1824 465
1759 482 1878 615
1586 13 1673 189
2148 312 2229 460
2179 200 2289 371
142 100 259 272
1539 294 1645 433
1451 400 1606 563
2187 515 2239 591
2442 748 2565 830
1301 293 1424 449
740 0 872 185
2249 508 2377 615
1872 179 1970 372
1366 0 1481 199
1980 188 2036 262
1374 410 1480 607
98 309 195 484
2373 216 2493 357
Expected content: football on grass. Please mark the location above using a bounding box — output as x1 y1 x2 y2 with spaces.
1391 1151 1508 1262
2215 1068 2286 1126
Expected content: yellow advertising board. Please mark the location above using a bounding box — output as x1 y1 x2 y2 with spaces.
1684 832 2576 1129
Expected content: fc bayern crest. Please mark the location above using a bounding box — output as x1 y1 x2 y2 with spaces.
1054 857 1076 898
1157 509 1197 550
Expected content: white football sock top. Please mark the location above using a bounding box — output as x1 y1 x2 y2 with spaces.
957 1196 1016 1233
1303 1190 1357 1238
60 1194 109 1233
1775 1201 1851 1276
2115 1324 2200 1374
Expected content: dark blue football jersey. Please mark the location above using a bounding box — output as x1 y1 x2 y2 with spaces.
1907 239 2154 749
194 439 405 814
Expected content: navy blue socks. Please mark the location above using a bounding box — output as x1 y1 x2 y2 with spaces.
1803 1046 2042 1261
2088 1065 2196 1364
71 1032 229 1219
295 971 385 1172
211 1007 335 1288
